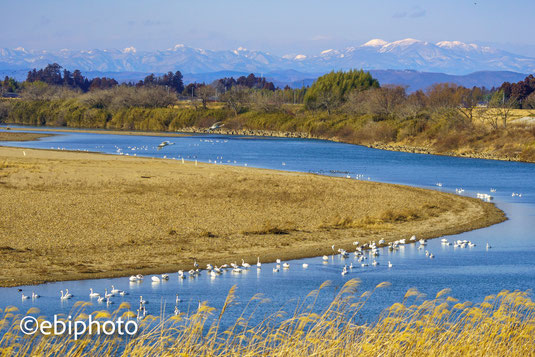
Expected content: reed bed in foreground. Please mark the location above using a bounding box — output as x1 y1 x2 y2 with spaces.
1 279 534 356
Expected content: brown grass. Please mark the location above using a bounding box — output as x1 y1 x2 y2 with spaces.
0 147 505 287
0 131 52 142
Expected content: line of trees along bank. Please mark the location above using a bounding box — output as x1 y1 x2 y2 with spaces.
1 66 534 161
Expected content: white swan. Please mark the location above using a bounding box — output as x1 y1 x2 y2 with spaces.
140 296 147 305
276 259 281 264
129 275 138 282
111 286 120 294
64 289 73 299
161 274 169 280
282 262 290 269
242 259 251 269
104 289 113 299
32 292 40 299
60 290 69 300
89 288 100 297
273 267 279 272
151 276 161 283
21 293 30 300
257 257 262 268
322 255 329 261
302 263 309 268
97 296 105 303
388 261 393 268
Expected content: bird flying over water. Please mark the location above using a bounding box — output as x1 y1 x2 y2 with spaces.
207 122 224 131
157 141 174 150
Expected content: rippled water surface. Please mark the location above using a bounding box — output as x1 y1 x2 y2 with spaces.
1 126 534 325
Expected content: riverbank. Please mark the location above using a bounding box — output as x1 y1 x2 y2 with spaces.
0 146 505 287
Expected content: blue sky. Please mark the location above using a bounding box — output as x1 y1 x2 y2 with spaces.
2 0 535 56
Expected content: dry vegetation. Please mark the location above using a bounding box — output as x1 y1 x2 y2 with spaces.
1 280 533 356
0 147 504 287
0 131 52 142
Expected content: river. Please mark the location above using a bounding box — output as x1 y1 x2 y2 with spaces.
1 126 534 327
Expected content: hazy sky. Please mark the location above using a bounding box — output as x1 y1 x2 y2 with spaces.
3 0 535 56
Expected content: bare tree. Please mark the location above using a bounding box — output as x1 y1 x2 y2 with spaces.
315 89 340 115
220 86 250 116
196 85 215 109
487 91 517 129
365 85 407 119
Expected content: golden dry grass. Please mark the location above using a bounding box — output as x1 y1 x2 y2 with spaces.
0 147 504 287
0 281 533 356
0 132 52 142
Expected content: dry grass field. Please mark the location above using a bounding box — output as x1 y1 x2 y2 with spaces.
0 146 504 287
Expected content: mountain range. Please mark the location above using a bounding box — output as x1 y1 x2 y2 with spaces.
1 39 535 75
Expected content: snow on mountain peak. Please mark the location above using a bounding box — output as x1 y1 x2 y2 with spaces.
123 46 136 54
436 41 478 51
294 54 307 60
361 39 388 47
390 38 426 47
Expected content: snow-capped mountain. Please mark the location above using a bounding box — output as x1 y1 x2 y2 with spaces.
1 39 534 75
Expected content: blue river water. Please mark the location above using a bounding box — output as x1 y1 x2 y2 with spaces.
0 126 534 327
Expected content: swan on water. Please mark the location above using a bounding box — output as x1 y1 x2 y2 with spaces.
322 255 329 261
388 261 393 268
64 289 73 299
104 289 113 299
151 276 161 283
257 257 261 268
283 262 290 269
302 263 309 268
89 289 100 297
32 292 40 299
242 259 251 269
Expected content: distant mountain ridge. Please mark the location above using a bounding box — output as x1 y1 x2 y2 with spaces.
1 38 535 75
0 68 528 93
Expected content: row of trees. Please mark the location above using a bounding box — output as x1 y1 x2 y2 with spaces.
27 63 118 92
499 75 535 108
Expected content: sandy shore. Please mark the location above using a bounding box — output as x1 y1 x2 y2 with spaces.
0 147 505 287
